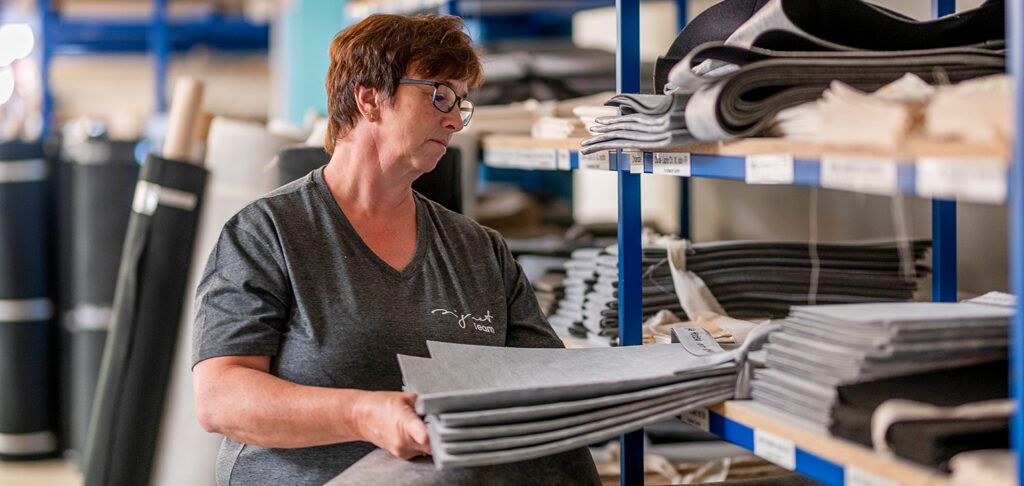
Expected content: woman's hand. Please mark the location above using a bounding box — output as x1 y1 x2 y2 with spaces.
352 391 432 460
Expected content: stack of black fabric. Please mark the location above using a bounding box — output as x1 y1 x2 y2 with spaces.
685 240 930 319
750 301 1014 470
583 247 684 342
581 0 1005 153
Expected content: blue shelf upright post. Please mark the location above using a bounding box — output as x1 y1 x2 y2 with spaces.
674 0 689 239
616 1 642 485
932 201 957 301
930 0 957 302
37 0 55 136
438 0 459 17
1007 0 1024 480
151 0 170 113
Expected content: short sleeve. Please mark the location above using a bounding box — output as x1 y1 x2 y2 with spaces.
191 218 292 366
488 230 563 349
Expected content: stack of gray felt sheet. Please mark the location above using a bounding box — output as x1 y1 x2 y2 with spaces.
749 301 1014 434
546 248 607 346
398 330 744 469
580 0 1006 152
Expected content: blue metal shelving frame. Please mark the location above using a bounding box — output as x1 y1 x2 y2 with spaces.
35 0 268 133
1008 0 1023 481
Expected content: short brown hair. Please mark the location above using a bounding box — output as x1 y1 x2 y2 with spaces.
324 14 484 153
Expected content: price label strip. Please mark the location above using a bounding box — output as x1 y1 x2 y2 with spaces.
629 152 644 174
745 153 794 184
681 409 709 432
557 149 571 170
821 155 898 195
579 151 611 170
653 153 691 177
844 466 901 486
916 157 1007 204
753 429 796 470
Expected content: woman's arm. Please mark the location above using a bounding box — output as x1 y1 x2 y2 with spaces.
193 355 431 459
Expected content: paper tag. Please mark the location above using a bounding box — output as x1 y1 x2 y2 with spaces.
673 327 725 357
629 152 644 174
580 151 611 170
820 156 898 195
681 409 710 432
653 152 691 177
845 466 901 486
530 148 558 170
745 153 794 184
916 157 1007 204
557 149 571 170
483 147 509 168
753 429 796 470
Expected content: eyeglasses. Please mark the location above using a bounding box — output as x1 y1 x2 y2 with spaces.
398 78 474 127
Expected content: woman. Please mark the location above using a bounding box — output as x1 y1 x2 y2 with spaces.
191 14 600 485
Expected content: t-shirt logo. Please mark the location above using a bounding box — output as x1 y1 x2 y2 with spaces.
431 308 496 334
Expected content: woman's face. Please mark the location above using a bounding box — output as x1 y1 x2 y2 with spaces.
377 72 468 174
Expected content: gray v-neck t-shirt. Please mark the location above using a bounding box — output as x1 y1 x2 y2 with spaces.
192 168 571 485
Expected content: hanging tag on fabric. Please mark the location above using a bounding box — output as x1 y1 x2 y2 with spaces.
653 152 691 177
672 327 724 356
745 153 794 184
681 409 710 432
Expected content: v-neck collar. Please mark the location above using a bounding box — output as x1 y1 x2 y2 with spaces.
313 167 427 279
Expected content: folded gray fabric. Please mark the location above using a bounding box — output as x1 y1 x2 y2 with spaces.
578 129 697 154
603 92 689 115
404 341 736 414
435 375 734 428
325 447 600 485
428 391 729 468
589 113 688 133
434 387 733 455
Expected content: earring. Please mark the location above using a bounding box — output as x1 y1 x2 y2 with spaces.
369 113 376 120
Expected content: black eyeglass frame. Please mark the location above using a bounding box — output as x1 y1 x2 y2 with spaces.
398 78 474 126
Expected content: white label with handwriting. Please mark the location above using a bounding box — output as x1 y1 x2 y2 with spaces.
845 466 900 486
745 153 794 184
753 429 795 470
916 157 1007 204
557 149 571 170
653 153 691 177
530 148 558 170
820 156 898 195
629 152 644 174
580 151 611 170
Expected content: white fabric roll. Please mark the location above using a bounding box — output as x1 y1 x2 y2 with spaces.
152 117 294 486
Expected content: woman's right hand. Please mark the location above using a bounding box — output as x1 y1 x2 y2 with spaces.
352 391 432 460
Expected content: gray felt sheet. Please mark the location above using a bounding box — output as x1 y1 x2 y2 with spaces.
434 374 734 428
326 447 600 486
404 339 736 414
433 378 735 441
429 392 729 468
435 386 733 454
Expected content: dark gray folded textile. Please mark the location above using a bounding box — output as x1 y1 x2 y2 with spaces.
326 447 600 486
884 417 1009 472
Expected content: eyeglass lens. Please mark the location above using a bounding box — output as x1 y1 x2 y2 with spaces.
432 84 473 125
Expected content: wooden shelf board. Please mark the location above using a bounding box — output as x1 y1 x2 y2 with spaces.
709 400 952 486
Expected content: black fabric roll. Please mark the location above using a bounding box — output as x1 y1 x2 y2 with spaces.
65 139 139 455
0 141 57 460
83 154 207 486
885 417 1009 472
277 146 328 187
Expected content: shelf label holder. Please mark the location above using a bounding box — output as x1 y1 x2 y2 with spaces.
653 152 691 177
821 155 899 195
745 153 794 184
